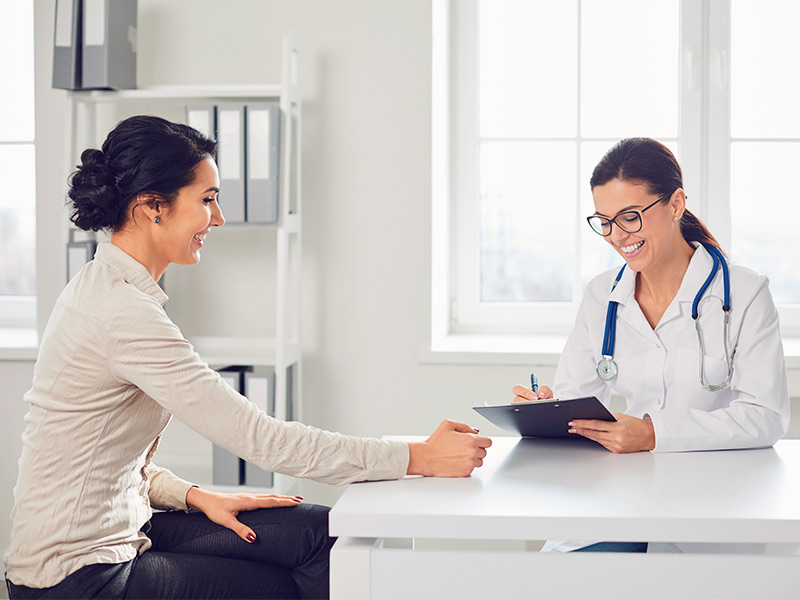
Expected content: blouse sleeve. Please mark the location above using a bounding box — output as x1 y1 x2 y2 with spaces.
145 462 195 511
106 297 409 486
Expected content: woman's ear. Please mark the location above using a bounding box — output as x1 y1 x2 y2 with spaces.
670 188 687 220
135 194 162 225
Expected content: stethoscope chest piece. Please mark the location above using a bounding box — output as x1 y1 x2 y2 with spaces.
596 355 618 381
595 243 732 390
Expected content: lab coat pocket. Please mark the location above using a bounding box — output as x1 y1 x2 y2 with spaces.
671 347 729 411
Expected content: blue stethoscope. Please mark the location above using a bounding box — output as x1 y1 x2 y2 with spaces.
597 243 733 391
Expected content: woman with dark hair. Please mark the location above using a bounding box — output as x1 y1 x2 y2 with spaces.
4 115 492 599
512 137 789 553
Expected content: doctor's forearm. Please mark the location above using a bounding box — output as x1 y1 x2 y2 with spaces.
650 404 788 452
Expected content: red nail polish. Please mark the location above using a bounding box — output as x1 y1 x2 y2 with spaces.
246 532 256 543
295 496 304 500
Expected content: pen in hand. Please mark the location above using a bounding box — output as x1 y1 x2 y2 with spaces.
530 372 539 394
512 374 551 403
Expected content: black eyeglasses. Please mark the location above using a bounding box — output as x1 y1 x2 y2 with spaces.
586 191 674 237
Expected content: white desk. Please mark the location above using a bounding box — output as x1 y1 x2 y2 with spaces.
329 437 800 599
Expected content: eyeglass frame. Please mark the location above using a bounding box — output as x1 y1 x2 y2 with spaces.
586 190 676 237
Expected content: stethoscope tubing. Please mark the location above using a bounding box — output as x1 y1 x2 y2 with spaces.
598 243 732 390
601 266 626 358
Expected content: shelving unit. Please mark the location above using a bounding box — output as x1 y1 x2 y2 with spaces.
65 33 303 491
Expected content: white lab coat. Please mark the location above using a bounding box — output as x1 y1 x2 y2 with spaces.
543 244 790 553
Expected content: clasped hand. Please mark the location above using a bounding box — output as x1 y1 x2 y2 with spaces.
511 384 655 453
407 420 493 477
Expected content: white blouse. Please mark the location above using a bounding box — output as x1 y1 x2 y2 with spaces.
554 243 789 452
5 242 409 588
543 243 789 553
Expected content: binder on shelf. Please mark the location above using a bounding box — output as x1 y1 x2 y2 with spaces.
216 105 246 223
53 0 83 90
245 104 281 223
213 367 250 486
81 0 137 90
285 363 296 422
243 371 275 487
66 230 97 282
186 105 217 140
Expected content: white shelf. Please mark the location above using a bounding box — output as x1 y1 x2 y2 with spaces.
70 84 282 103
187 336 300 368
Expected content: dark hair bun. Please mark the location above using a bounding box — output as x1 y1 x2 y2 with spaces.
66 115 218 232
68 148 120 231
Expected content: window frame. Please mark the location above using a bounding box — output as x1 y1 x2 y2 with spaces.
0 0 37 331
432 0 800 352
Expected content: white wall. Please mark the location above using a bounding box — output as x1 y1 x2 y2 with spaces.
131 0 538 440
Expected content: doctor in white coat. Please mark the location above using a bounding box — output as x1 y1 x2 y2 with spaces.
513 137 790 553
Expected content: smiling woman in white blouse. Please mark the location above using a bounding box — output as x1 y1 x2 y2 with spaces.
4 115 492 600
513 138 789 554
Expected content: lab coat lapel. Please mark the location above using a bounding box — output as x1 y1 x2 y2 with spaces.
658 244 713 328
608 266 661 344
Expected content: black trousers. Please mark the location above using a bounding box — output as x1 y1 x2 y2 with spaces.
6 504 335 600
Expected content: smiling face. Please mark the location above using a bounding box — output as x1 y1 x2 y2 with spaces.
155 156 224 267
591 178 686 274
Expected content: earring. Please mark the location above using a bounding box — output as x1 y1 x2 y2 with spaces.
674 216 680 221
154 216 161 224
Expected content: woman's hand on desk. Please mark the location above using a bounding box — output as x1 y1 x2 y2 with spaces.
186 487 303 543
406 420 493 477
512 384 553 402
568 413 656 453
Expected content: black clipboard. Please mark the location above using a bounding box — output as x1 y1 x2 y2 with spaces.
473 396 616 438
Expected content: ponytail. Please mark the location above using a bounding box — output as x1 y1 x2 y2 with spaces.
679 209 725 256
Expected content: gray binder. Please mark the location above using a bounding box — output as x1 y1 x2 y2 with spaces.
66 231 96 281
213 371 244 486
82 0 137 90
186 105 217 140
216 105 246 223
243 372 275 488
245 104 281 223
53 0 83 90
285 363 296 422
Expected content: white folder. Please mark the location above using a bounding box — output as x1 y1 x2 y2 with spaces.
243 372 275 487
186 105 217 140
285 363 296 422
81 0 137 90
213 371 244 486
53 0 83 90
245 104 281 223
216 105 246 223
66 240 96 282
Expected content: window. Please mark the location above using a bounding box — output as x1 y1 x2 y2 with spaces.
0 0 36 328
727 0 800 306
434 0 800 347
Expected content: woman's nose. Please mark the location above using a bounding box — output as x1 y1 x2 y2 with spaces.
212 202 225 227
607 223 630 246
